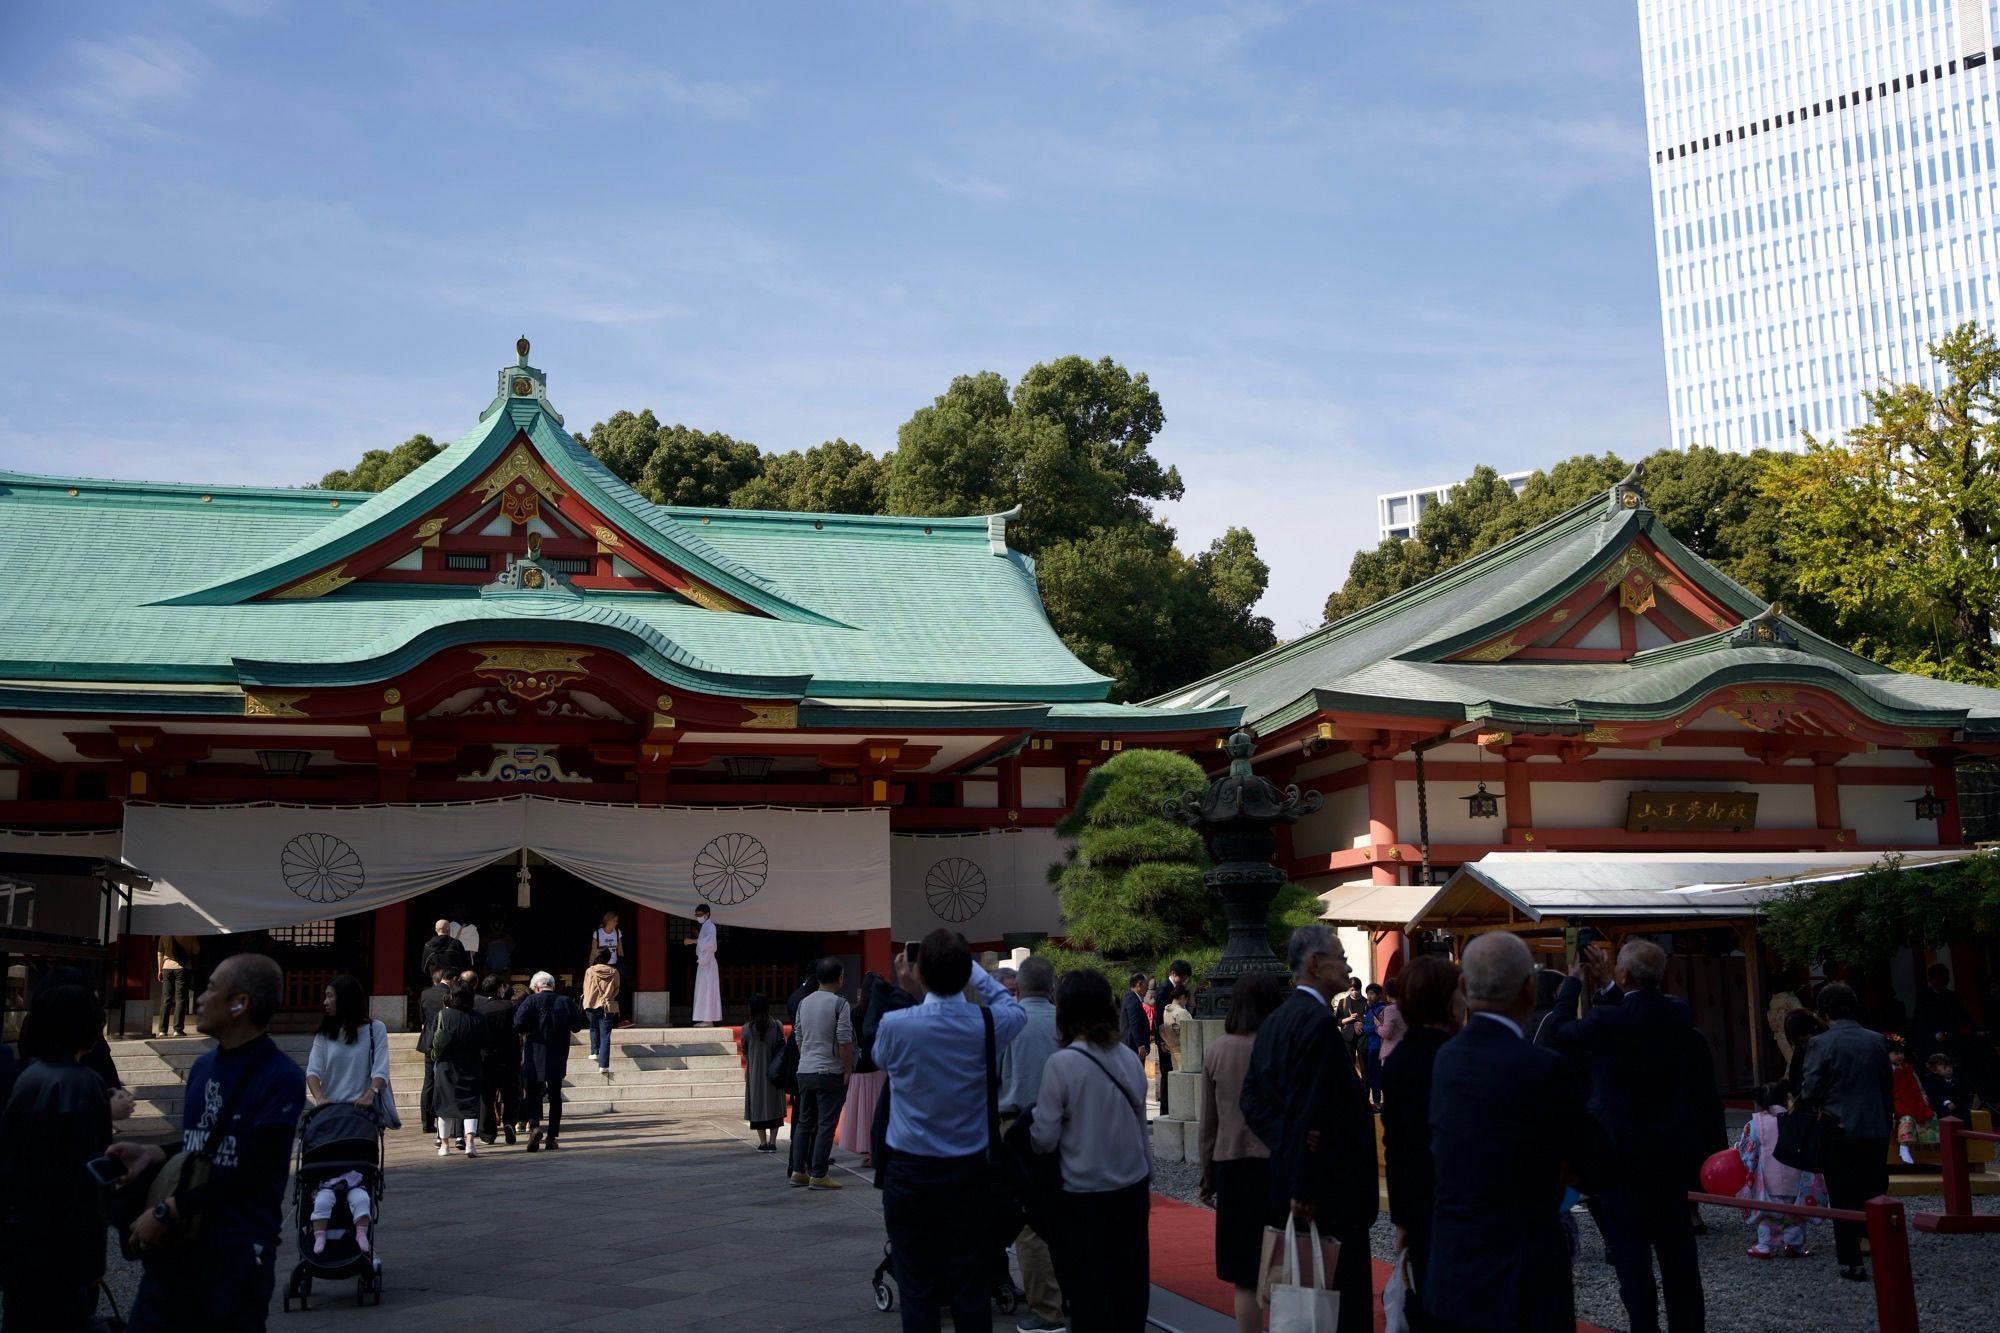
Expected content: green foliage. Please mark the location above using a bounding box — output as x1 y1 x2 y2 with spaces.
1319 449 1831 634
731 439 889 513
1761 322 2000 684
574 411 763 508
1032 943 1131 990
1267 880 1327 956
1760 851 2000 966
1050 749 1214 958
317 434 439 492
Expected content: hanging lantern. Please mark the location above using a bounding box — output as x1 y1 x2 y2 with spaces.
1463 781 1501 820
1907 787 1946 822
515 849 533 908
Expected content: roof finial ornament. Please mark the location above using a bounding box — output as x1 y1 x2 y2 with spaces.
516 336 530 365
1607 461 1646 517
1727 602 1799 650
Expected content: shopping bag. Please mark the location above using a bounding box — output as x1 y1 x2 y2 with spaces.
1263 1216 1340 1331
1257 1217 1341 1310
1774 1103 1841 1174
1381 1250 1411 1333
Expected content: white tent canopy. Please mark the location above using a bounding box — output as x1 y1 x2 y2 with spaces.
122 797 891 935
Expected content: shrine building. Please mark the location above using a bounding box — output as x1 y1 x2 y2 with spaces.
1154 465 2000 1086
0 341 1234 1030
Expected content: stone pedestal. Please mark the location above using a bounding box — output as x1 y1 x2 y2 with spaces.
370 994 408 1031
633 990 672 1026
1153 1017 1227 1164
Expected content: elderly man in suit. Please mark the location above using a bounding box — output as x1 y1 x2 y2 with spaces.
1548 940 1704 1333
1427 933 1603 1333
1798 980 1894 1282
1239 925 1376 1333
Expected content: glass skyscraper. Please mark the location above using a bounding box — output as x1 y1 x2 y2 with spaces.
1640 0 2000 452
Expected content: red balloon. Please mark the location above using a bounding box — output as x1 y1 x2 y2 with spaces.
1700 1148 1748 1197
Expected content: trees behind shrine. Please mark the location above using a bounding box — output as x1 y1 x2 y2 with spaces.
314 355 1276 702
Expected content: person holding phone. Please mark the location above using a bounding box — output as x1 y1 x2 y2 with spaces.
0 981 116 1330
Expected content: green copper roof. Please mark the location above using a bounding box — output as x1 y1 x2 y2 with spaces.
1151 477 2000 741
0 353 1236 715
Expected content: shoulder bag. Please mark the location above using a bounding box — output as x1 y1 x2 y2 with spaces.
767 1020 801 1096
367 1022 402 1130
1773 1101 1842 1174
119 1041 275 1259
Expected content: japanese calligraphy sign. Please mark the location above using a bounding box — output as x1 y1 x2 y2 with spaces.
1625 790 1758 833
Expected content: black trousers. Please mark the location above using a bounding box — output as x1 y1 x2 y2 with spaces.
1 1275 97 1333
883 1151 991 1333
1825 1137 1890 1268
479 1063 519 1140
155 968 190 1034
1156 1044 1175 1114
523 1079 564 1141
1596 1183 1704 1333
419 1056 436 1133
1050 1181 1150 1333
789 1072 846 1178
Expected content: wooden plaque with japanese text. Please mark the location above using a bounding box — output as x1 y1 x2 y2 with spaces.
1624 790 1758 833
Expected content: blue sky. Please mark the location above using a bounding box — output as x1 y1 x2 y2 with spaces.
0 1 1662 636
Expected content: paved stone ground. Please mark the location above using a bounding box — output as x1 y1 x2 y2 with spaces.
101 1114 924 1332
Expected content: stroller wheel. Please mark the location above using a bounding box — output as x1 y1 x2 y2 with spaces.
872 1279 894 1312
995 1283 1018 1314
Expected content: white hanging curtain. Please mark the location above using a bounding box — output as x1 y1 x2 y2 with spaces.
121 797 890 935
889 827 1068 941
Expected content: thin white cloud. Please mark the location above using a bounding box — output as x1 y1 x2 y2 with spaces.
537 48 766 120
920 166 1012 201
0 33 207 175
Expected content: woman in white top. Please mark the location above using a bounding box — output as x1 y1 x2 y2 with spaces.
1032 969 1153 1333
305 974 391 1114
588 911 632 1029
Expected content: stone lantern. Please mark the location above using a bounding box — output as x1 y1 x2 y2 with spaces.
1164 729 1322 1018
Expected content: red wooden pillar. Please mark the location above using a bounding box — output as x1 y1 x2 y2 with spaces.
1813 758 1842 831
1504 747 1534 834
636 904 668 991
1932 762 1964 846
862 927 892 981
372 901 405 995
1366 756 1397 886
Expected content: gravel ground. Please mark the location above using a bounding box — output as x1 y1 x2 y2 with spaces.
1149 1159 2000 1333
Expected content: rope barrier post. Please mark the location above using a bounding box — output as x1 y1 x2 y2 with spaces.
1864 1196 1920 1333
1938 1117 1971 1220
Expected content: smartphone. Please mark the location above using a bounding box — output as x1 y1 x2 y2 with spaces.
903 940 922 965
1563 926 1598 969
85 1156 125 1187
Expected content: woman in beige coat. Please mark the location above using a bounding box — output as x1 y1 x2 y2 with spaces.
582 950 621 1078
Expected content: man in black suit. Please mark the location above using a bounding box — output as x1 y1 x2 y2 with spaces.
1549 940 1704 1333
1240 925 1377 1333
416 963 452 1135
1120 972 1151 1056
1426 933 1603 1333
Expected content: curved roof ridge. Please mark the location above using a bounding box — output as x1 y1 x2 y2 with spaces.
0 469 375 506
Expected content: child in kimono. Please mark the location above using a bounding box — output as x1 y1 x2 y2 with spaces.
1887 1037 1937 1163
1736 1080 1826 1260
309 1167 372 1255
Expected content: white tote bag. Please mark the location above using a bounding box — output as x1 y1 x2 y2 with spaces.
1269 1215 1341 1333
1381 1250 1412 1333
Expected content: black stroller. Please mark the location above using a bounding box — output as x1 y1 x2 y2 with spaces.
284 1102 386 1310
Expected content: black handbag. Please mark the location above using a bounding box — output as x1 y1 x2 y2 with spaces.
766 1023 800 1097
1773 1103 1842 1174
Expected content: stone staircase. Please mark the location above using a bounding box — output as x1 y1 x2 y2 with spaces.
110 1027 748 1129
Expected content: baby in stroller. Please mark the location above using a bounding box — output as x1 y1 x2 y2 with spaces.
310 1167 372 1255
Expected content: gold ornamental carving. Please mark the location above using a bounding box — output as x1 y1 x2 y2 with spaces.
1549 608 1570 623
498 482 539 526
272 565 353 600
243 692 307 718
1734 688 1796 704
1460 634 1519 663
594 525 623 554
741 703 799 730
1904 731 1941 748
471 442 566 507
470 647 591 702
413 517 447 548
682 581 749 614
1599 546 1674 591
1579 726 1622 743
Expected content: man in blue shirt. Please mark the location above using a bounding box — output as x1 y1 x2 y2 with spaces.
871 928 1025 1333
111 952 307 1333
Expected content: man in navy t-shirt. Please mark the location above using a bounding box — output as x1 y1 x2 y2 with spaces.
110 952 306 1332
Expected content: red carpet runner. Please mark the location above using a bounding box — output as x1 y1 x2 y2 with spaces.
1147 1193 1613 1333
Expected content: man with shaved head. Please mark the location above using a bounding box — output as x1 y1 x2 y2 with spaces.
1425 933 1602 1332
1550 938 1704 1333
